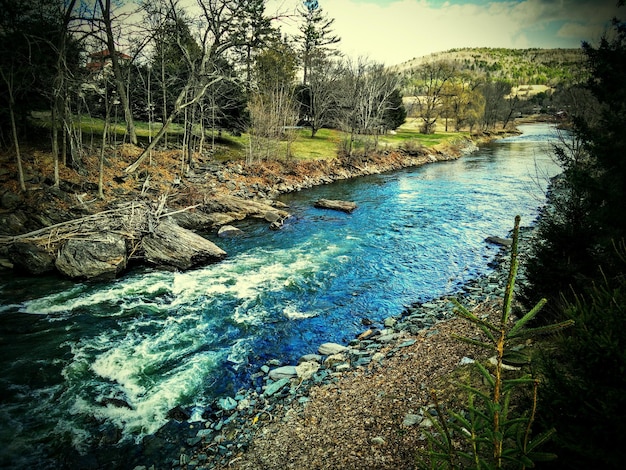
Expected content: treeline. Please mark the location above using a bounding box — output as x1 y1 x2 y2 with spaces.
520 12 626 470
0 0 586 198
398 47 585 86
398 48 587 134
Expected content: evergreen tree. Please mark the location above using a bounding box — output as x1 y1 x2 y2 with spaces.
297 0 340 85
382 88 406 131
526 7 626 469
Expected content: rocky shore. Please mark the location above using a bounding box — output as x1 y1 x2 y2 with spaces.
126 226 534 470
0 135 484 280
0 128 524 469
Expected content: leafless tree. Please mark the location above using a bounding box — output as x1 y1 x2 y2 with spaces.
407 60 456 134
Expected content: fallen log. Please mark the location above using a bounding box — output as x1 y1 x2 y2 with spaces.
314 199 358 213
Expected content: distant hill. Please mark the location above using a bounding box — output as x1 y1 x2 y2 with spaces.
393 47 586 87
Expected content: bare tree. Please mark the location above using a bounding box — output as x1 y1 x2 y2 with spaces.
335 58 401 156
304 55 341 137
407 60 456 134
126 0 265 173
0 67 26 191
247 37 298 162
95 0 139 145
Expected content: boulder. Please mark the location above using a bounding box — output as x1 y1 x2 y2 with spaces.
142 218 226 270
314 199 357 213
9 240 55 274
217 225 244 238
485 236 513 247
55 232 127 280
268 365 298 380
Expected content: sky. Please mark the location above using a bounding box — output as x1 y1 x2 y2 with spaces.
266 0 623 65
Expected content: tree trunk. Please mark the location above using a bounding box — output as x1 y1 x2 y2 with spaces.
9 100 26 192
99 0 138 146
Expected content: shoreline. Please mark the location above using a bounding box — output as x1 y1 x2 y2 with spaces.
1 125 536 469
154 226 536 470
0 128 517 280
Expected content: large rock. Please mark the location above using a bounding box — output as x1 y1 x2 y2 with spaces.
268 365 298 380
203 194 290 221
9 240 55 274
55 233 127 280
485 236 512 247
142 217 226 270
217 225 244 238
314 199 357 213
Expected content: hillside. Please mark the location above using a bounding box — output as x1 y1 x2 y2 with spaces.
393 47 585 86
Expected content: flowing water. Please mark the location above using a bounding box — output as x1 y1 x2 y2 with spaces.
0 123 561 467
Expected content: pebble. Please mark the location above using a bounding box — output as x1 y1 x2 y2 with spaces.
371 436 386 446
402 414 423 426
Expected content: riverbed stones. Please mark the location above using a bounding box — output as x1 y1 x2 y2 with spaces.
268 365 298 380
55 232 127 280
264 378 291 397
217 396 238 412
318 342 348 355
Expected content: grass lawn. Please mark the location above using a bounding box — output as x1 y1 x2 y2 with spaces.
31 113 470 161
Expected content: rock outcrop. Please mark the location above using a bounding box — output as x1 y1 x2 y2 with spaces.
55 232 128 280
142 217 226 270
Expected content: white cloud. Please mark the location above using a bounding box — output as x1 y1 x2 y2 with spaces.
267 0 622 66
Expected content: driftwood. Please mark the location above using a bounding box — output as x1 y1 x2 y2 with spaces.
0 193 291 279
314 199 358 213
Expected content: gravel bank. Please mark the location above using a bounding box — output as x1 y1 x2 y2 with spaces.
135 226 536 470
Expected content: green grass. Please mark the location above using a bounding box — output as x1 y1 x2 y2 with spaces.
30 112 470 161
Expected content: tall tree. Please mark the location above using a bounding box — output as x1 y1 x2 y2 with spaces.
479 79 511 130
96 0 138 145
0 0 66 190
298 55 342 137
297 0 340 86
248 36 298 162
126 0 267 173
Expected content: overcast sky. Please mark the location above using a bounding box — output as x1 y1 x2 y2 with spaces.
267 0 623 65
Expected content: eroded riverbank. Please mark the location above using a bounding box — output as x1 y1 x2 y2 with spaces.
0 133 487 279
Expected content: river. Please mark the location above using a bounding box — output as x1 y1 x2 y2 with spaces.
0 123 561 468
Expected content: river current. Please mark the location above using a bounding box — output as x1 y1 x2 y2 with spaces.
0 123 561 467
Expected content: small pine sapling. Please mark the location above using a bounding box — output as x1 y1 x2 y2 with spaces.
419 215 574 469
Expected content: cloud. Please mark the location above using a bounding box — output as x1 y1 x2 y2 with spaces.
267 0 622 65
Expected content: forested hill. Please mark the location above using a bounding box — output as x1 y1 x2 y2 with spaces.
394 47 585 86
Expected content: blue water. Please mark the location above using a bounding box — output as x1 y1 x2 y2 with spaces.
0 123 561 467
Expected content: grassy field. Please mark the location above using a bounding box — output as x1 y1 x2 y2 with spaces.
31 113 469 161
